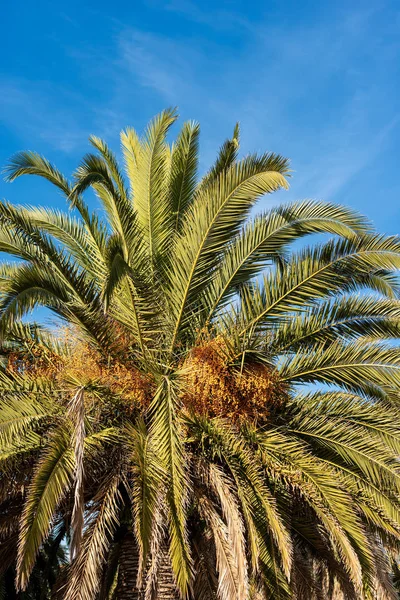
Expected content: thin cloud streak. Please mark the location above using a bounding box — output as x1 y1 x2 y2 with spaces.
0 2 398 228
0 79 90 153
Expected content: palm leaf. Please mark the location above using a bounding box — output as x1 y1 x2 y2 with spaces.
128 420 166 585
167 153 290 353
66 468 123 600
148 377 192 594
133 108 178 259
204 200 372 323
16 427 75 590
169 120 200 232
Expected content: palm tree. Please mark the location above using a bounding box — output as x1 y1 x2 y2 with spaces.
1 109 400 599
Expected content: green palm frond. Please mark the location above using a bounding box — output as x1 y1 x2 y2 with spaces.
16 427 74 590
279 340 400 396
198 460 249 598
3 319 70 357
0 431 42 465
22 206 107 276
288 390 400 489
246 425 370 591
0 374 56 450
197 495 242 600
120 126 141 199
292 391 400 454
0 258 118 351
169 120 200 232
71 153 139 260
201 122 241 186
101 236 147 349
2 151 98 243
67 387 86 560
204 200 373 323
187 414 292 579
272 295 400 351
167 153 290 352
128 419 166 583
237 234 400 338
148 377 192 593
132 107 178 260
89 135 129 200
3 151 71 196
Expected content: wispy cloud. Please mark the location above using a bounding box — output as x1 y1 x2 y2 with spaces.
1 1 398 219
106 5 399 195
0 79 90 153
118 30 197 103
162 0 252 32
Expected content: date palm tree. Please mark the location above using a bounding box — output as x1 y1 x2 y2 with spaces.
1 109 400 599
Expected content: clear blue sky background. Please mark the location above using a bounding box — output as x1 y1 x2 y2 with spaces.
1 0 399 235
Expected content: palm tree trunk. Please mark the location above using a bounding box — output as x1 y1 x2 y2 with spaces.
116 533 179 599
155 542 180 600
116 533 143 600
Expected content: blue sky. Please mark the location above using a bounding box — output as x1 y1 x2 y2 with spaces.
1 0 400 234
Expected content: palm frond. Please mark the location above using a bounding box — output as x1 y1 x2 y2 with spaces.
169 120 200 232
22 206 107 277
16 427 75 590
237 234 400 337
167 153 290 353
204 200 372 323
148 377 192 594
198 495 242 600
120 126 141 199
272 295 400 352
67 387 86 560
4 151 71 195
280 339 400 397
66 468 123 600
201 123 240 186
199 460 248 599
89 135 129 200
0 372 56 450
248 426 367 592
133 108 178 260
128 419 166 585
187 415 292 579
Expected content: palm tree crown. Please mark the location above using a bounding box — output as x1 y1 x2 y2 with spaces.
1 108 400 599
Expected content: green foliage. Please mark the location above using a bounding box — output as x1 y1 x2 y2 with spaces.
1 110 400 599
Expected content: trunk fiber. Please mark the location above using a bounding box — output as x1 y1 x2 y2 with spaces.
115 533 180 600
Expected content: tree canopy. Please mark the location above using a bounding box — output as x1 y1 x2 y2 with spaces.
1 110 400 599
